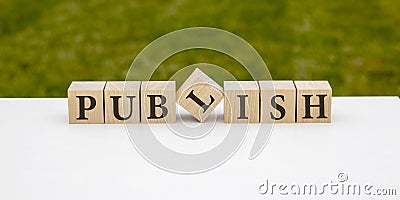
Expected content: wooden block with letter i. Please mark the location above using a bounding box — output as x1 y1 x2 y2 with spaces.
68 81 106 124
141 81 176 123
104 81 141 124
224 81 259 123
259 80 296 123
176 68 224 122
294 81 332 123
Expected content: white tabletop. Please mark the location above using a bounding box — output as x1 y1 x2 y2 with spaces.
1 97 399 200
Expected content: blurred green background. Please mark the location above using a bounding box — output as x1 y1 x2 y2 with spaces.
0 0 399 97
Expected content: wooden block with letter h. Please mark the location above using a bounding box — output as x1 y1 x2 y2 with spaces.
295 81 332 123
176 68 224 122
68 81 106 124
259 80 296 123
104 81 140 123
224 81 259 123
141 81 176 123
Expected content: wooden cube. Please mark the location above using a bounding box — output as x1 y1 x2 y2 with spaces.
104 81 141 124
259 81 296 123
176 68 224 122
294 81 332 123
68 81 106 124
224 81 259 123
141 81 176 123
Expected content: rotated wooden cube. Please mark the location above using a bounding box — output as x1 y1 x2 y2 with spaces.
176 68 224 122
141 81 176 123
259 80 296 123
104 81 141 124
294 81 332 123
68 81 106 124
224 81 259 123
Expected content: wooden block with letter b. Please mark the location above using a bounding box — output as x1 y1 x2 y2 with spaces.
68 81 106 124
176 68 224 122
104 81 141 124
295 81 332 123
259 80 296 123
224 81 259 123
141 81 176 123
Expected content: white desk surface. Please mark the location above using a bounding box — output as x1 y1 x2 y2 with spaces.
1 97 399 200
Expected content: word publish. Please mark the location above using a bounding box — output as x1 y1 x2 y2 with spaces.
67 69 332 124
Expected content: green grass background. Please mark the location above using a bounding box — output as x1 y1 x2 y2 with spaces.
0 0 399 97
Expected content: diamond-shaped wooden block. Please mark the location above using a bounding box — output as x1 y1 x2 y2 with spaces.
176 68 224 122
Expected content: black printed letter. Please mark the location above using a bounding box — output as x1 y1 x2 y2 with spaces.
270 95 286 120
110 96 135 120
76 96 96 120
302 94 327 119
147 95 168 119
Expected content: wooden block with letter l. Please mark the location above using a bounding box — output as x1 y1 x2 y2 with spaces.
176 68 224 122
224 81 259 123
104 81 141 124
68 81 106 124
259 80 296 123
141 81 176 123
294 81 332 123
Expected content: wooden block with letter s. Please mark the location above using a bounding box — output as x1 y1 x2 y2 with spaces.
104 81 141 124
141 81 176 123
224 81 259 123
295 81 332 123
259 80 296 123
176 68 224 122
68 81 106 124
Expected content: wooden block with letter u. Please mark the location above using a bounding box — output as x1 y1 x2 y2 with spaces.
295 81 332 123
224 81 259 123
68 81 106 124
176 68 224 122
259 80 296 123
104 81 141 124
141 81 176 123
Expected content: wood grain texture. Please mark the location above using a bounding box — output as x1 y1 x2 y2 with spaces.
224 81 259 123
67 81 106 124
259 80 296 123
176 68 223 122
295 81 332 123
104 81 141 124
141 81 176 123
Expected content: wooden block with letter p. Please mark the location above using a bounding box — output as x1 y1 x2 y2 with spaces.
176 68 224 122
295 81 332 123
104 81 141 124
141 81 176 123
224 81 259 123
259 80 296 123
68 81 106 124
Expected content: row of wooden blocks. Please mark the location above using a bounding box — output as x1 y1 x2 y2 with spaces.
68 69 332 124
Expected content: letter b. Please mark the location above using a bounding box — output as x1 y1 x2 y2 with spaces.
141 81 176 123
147 95 168 119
